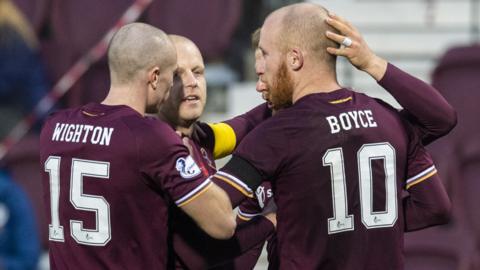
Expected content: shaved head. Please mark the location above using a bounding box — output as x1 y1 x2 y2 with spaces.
266 3 338 69
168 35 203 61
107 23 176 85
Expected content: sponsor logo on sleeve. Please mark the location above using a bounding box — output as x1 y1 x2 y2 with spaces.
256 185 274 209
176 156 202 179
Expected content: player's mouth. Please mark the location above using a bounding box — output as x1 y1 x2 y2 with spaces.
182 95 201 105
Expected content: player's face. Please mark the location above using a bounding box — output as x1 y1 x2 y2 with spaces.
258 22 293 110
158 41 206 126
255 48 273 109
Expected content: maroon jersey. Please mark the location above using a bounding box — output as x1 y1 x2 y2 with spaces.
170 103 274 269
234 181 275 270
220 89 438 270
40 103 211 269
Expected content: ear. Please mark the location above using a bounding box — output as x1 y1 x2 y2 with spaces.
288 48 304 71
148 67 160 90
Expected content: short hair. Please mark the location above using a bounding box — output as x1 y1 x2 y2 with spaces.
277 4 338 70
107 23 175 85
251 28 261 49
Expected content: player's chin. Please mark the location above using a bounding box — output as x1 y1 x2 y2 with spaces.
180 110 202 122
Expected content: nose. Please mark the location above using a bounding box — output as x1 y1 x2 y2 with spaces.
255 61 265 77
256 78 267 93
184 71 198 88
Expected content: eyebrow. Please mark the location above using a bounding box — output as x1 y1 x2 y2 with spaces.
192 65 205 72
258 45 267 54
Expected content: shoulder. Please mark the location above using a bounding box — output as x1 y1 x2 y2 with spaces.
125 116 184 149
234 114 291 163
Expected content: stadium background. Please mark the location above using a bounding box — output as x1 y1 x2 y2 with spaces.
0 0 479 269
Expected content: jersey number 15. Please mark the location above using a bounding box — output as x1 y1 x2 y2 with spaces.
45 156 111 246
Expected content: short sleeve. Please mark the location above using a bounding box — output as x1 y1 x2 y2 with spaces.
136 121 212 207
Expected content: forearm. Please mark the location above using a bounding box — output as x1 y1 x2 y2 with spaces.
378 63 457 144
230 239 265 270
175 216 274 269
403 174 451 232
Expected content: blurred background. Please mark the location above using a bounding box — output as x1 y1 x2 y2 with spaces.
0 0 479 269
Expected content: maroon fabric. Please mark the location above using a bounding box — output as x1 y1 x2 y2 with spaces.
404 45 480 270
12 0 49 33
40 103 210 269
226 89 438 270
223 102 272 146
403 173 451 232
378 63 457 145
171 137 274 269
146 0 241 61
43 0 133 107
232 181 274 270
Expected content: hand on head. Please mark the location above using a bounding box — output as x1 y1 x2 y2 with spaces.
324 12 387 80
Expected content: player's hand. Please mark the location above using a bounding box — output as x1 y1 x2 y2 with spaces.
181 136 194 156
261 199 277 229
263 212 277 229
191 122 209 143
324 12 388 81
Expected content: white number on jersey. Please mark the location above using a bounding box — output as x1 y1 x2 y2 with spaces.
323 142 398 234
45 156 111 246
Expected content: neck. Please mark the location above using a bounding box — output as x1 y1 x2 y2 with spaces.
176 125 194 137
158 112 196 137
102 84 146 116
292 69 341 104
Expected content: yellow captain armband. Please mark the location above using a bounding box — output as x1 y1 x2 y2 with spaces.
208 123 237 159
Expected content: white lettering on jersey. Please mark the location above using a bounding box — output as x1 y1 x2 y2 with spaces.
51 123 114 146
176 156 202 179
326 110 378 134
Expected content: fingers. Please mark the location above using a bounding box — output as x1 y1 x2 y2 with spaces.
326 46 351 57
325 31 355 48
328 12 356 31
325 16 351 37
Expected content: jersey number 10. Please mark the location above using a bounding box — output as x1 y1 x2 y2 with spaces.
45 156 111 246
323 142 398 234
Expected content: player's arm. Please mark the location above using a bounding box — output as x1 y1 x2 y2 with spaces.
174 214 275 269
402 125 451 232
377 63 456 145
403 168 451 232
325 13 457 144
178 183 236 239
231 190 276 270
142 125 262 240
192 103 272 159
175 156 266 238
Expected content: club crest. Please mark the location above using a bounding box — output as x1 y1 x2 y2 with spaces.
176 156 201 179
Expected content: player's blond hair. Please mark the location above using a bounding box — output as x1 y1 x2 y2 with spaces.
251 28 261 49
